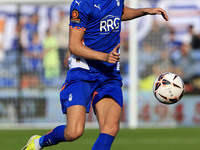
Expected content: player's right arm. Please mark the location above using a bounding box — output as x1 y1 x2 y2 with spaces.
69 0 120 64
69 29 120 64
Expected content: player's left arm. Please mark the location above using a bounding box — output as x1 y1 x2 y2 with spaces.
121 6 169 21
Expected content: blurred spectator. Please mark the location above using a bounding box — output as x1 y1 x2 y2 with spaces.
21 14 39 49
143 19 167 52
192 34 200 50
43 29 60 80
51 10 69 76
191 76 200 92
139 58 174 91
24 32 43 73
183 25 194 45
158 50 174 72
11 23 21 51
139 64 160 91
164 29 183 66
183 25 200 62
189 25 200 51
22 33 43 88
184 25 200 50
176 43 196 82
138 20 168 77
138 45 160 77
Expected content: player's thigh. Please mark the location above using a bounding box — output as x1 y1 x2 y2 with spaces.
95 97 122 136
65 105 86 140
60 81 92 139
66 105 86 130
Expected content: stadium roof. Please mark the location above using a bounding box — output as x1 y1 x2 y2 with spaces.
0 0 71 5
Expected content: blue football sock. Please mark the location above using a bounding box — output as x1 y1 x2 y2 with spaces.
39 125 67 148
92 133 115 150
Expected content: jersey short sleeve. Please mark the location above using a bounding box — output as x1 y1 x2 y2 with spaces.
69 0 92 31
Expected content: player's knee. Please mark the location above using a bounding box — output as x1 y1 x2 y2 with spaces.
101 124 120 137
65 127 84 142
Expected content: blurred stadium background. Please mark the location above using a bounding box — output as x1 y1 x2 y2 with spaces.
0 0 200 149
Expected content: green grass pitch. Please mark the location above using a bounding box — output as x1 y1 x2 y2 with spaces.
1 128 200 150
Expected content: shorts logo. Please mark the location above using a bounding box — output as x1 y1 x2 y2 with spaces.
71 9 81 23
68 93 73 101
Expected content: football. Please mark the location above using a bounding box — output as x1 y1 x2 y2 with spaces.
153 72 185 104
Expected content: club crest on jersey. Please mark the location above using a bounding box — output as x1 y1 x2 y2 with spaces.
100 15 120 34
71 9 81 23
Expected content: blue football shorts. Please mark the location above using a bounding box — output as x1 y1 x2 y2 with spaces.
60 79 123 114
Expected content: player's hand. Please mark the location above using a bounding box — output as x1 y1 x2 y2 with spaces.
106 44 120 64
145 7 169 21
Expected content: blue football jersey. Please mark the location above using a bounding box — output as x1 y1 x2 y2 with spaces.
68 0 124 81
